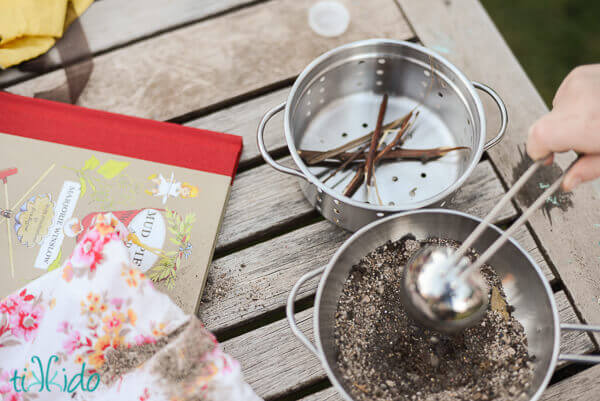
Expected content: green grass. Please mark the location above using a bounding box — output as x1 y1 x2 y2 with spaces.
481 0 600 105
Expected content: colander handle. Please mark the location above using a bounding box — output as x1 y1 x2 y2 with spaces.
472 82 508 151
559 323 600 364
286 266 326 357
257 102 308 180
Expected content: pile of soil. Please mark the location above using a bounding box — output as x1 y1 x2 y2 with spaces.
334 235 534 401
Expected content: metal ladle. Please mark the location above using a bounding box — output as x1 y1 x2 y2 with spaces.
401 156 576 333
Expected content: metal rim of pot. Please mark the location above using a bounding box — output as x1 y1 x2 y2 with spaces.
286 209 600 401
257 39 508 214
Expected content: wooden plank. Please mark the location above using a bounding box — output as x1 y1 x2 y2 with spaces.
0 0 259 88
540 365 600 401
223 291 592 400
221 309 323 399
205 220 347 332
556 291 597 359
396 0 600 341
7 0 414 121
186 87 289 165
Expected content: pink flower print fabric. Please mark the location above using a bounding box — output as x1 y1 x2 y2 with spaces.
0 213 262 401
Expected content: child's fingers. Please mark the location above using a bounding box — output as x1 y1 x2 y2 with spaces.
527 112 600 161
562 154 600 191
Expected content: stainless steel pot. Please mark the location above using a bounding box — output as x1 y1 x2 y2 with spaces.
257 39 508 232
287 209 600 401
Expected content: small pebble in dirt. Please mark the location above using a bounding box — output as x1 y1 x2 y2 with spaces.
334 235 534 401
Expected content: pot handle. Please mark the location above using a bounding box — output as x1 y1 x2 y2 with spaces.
559 323 600 364
472 82 508 151
257 102 307 180
286 266 326 356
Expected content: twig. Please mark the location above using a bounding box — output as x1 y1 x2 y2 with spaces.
322 144 366 184
300 146 470 164
374 112 415 164
343 166 365 197
371 174 383 205
297 111 415 166
365 94 389 205
300 113 410 166
330 169 355 189
393 146 470 162
365 94 388 187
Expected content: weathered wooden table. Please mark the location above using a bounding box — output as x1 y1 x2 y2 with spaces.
3 0 600 399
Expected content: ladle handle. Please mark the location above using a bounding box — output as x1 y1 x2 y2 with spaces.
286 266 326 357
257 102 307 180
559 323 600 364
457 155 579 279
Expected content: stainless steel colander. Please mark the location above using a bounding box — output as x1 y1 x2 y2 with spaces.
257 39 507 231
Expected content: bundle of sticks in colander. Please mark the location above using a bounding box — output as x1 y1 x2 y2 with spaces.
297 93 469 203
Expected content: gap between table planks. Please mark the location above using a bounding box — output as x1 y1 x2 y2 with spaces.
221 291 591 401
6 0 414 122
0 0 265 88
395 0 600 343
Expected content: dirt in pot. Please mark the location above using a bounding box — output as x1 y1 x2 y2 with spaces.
334 235 534 401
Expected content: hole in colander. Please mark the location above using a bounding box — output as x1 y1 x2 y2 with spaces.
438 92 444 98
306 111 312 117
376 80 383 86
424 70 431 77
376 69 384 76
319 87 325 93
307 89 312 95
378 58 386 64
467 119 471 125
376 212 385 218
392 176 398 182
341 132 348 138
358 60 365 64
319 99 325 104
388 201 395 206
421 81 428 87
421 172 427 178
362 123 368 128
307 101 311 106
320 76 326 82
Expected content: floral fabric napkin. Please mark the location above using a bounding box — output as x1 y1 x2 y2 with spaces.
0 213 262 401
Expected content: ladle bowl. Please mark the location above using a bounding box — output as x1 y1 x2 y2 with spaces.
401 245 489 333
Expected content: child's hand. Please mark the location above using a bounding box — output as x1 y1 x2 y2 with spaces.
526 64 600 191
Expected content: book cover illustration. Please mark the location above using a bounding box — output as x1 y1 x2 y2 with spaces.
0 134 233 313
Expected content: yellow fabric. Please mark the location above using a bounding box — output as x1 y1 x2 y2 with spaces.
0 0 94 69
0 36 56 69
0 0 68 45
